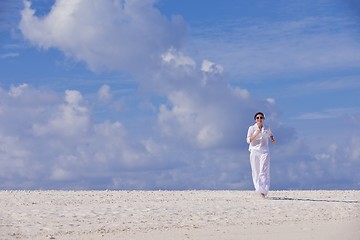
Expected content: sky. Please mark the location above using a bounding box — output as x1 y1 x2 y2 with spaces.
0 0 360 190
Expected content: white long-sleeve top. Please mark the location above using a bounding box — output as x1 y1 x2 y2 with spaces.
246 123 273 152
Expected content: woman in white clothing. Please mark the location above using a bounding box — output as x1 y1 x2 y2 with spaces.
246 112 275 198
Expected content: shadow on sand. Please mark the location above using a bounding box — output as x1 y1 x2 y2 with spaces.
269 197 359 204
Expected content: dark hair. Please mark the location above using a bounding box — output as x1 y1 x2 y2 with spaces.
254 112 265 120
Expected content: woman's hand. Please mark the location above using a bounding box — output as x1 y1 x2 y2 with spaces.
250 130 261 142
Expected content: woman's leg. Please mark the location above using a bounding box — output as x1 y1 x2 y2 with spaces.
250 150 260 192
258 152 270 195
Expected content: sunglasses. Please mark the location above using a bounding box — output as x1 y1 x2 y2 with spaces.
256 116 264 119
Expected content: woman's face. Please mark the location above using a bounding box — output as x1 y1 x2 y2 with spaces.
255 114 264 124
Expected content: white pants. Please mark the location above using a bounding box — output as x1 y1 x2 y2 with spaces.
250 150 270 194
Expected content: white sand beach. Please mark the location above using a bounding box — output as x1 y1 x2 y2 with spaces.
1 190 359 240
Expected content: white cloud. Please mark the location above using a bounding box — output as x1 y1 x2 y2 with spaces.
0 84 161 188
19 0 187 72
158 90 226 149
187 17 360 80
0 133 31 179
292 112 334 120
50 167 72 181
97 84 112 103
315 153 331 161
292 107 360 120
8 83 28 97
158 53 275 149
201 59 224 74
347 137 360 161
32 90 89 137
266 98 276 105
158 89 230 149
161 47 196 68
0 52 20 59
0 82 359 190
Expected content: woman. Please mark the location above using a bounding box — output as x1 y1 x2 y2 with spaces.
246 112 275 198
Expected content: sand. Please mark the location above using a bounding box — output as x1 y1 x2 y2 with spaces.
1 190 359 239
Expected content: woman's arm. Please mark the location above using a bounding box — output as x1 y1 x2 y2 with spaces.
247 127 261 143
270 135 276 144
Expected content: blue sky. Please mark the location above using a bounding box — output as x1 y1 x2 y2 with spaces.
0 0 359 190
